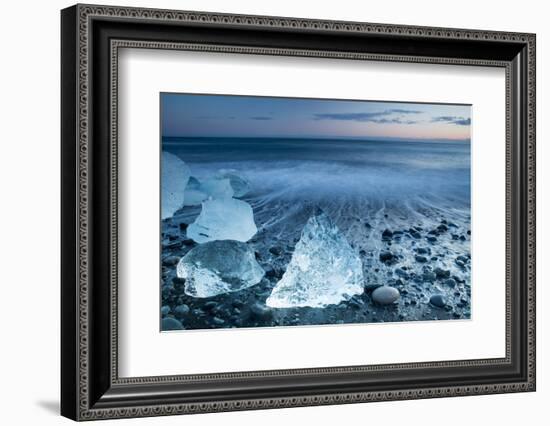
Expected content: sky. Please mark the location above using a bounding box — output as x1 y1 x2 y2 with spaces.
161 93 471 141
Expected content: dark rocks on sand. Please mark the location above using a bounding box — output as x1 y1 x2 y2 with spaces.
426 236 437 243
265 267 282 278
382 229 393 240
443 278 457 287
410 230 421 239
434 267 451 279
162 317 183 330
423 271 437 282
429 294 447 308
415 247 430 255
379 251 396 264
269 246 282 256
172 276 186 285
371 286 400 305
395 268 409 279
162 255 180 266
415 255 428 263
203 301 218 311
211 317 225 325
250 302 272 318
174 304 190 316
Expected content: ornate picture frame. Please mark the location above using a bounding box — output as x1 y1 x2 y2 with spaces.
61 4 535 421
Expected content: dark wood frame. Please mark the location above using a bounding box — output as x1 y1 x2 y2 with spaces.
61 3 536 421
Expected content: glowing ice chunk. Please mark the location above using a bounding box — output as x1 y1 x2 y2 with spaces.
187 198 257 243
177 240 264 297
161 151 190 219
266 210 364 308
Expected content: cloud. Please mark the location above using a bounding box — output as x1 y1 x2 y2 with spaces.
431 116 471 126
249 116 273 121
313 109 422 124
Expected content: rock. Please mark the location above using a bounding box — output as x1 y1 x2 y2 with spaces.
415 255 428 263
416 247 430 255
164 240 182 250
162 255 180 266
434 267 451 279
382 229 393 240
250 302 272 318
174 304 190 316
211 316 225 325
455 259 466 268
371 286 400 305
187 198 257 243
443 278 457 287
161 151 190 219
379 251 396 264
423 271 437 282
395 268 409 279
172 276 186 285
429 294 447 308
266 210 364 308
177 240 265 297
161 305 171 315
456 255 469 263
437 224 448 232
265 267 282 279
426 236 437 243
269 246 282 256
203 301 218 311
410 230 421 239
162 317 183 331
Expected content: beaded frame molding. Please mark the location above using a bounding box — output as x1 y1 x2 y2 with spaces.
61 4 536 421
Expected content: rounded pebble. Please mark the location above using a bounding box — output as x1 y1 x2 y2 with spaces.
174 304 190 316
371 286 400 305
429 294 447 308
162 317 183 331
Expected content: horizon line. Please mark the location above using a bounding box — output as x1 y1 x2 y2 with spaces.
162 135 471 143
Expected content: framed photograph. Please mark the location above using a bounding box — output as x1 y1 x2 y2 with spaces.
61 4 536 421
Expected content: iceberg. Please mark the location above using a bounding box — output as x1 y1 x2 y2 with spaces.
161 151 190 219
215 169 251 197
187 198 258 243
266 210 364 308
177 240 265 297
